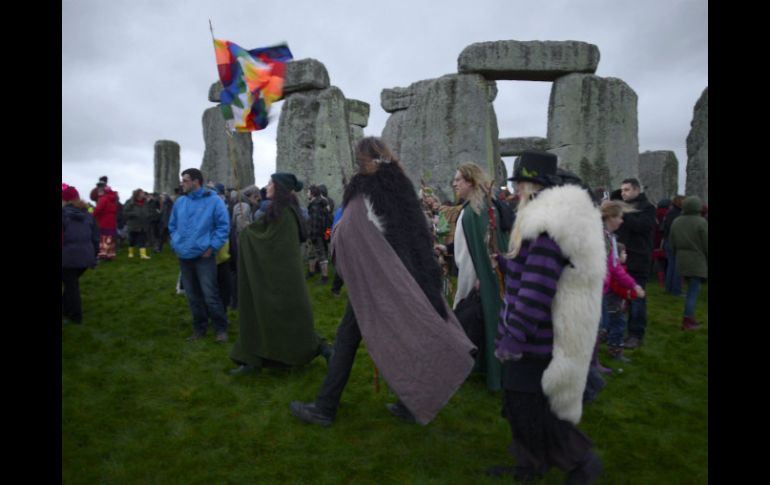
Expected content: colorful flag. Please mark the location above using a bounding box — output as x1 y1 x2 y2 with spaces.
213 39 293 132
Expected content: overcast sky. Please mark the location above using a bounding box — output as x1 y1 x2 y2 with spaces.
62 0 707 203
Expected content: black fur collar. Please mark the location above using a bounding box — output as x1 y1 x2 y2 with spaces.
344 164 447 319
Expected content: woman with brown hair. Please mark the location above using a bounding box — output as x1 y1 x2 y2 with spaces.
229 172 331 374
290 137 475 426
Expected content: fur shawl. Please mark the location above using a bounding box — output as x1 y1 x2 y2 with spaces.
516 184 606 424
343 164 447 319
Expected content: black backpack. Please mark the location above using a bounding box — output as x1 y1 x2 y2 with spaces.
492 198 515 233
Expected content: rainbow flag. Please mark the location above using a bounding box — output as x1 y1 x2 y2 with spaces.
213 39 293 132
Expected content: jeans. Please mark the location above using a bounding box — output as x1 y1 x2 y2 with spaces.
664 240 682 295
599 295 609 332
627 275 647 340
179 255 229 335
684 277 702 318
606 294 627 347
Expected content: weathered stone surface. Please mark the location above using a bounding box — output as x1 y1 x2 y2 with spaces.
283 58 330 95
380 79 433 113
346 99 370 127
381 74 501 202
349 125 365 152
685 87 708 204
276 86 354 206
200 107 255 188
547 74 639 190
499 137 549 156
208 81 223 102
153 140 181 195
381 110 408 159
639 150 679 204
458 40 600 81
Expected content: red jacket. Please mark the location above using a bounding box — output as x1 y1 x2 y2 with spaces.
93 190 118 229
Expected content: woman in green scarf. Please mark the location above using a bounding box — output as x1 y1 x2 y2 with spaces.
450 162 508 391
229 172 332 375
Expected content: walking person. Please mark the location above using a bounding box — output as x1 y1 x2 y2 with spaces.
62 185 99 324
441 162 508 392
290 137 475 427
669 196 708 330
168 169 231 342
488 152 605 483
229 173 331 374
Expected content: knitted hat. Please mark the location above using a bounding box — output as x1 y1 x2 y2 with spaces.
271 172 304 192
213 182 226 195
62 186 80 202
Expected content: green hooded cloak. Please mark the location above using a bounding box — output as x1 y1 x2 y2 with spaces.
461 201 509 391
230 206 322 367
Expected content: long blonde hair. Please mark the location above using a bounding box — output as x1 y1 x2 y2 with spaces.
456 162 489 215
505 181 543 258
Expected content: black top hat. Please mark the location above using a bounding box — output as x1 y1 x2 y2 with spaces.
508 150 558 186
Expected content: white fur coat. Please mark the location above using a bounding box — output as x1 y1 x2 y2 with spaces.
516 185 606 424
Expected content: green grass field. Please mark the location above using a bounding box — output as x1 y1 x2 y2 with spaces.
62 245 707 484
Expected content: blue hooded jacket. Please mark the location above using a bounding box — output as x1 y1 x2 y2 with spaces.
168 187 230 260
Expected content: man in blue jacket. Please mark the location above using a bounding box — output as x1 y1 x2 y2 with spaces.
169 168 231 342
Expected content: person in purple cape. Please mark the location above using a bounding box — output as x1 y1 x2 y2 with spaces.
290 137 476 427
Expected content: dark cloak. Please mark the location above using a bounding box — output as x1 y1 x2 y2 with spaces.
331 195 476 425
230 206 321 367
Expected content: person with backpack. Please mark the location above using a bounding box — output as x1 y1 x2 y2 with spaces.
447 161 509 392
306 184 332 285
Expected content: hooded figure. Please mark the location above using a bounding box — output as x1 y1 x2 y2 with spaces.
669 196 708 330
229 172 331 373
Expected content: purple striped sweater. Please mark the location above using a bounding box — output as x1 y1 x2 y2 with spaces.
495 232 570 361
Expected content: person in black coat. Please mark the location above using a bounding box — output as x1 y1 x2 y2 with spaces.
614 178 656 349
62 186 99 324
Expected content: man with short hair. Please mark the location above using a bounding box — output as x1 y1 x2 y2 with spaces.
616 178 656 349
168 168 231 342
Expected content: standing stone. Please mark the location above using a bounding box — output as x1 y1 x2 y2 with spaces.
458 40 600 81
201 106 254 188
208 81 224 102
153 140 181 195
547 73 639 190
499 137 549 156
381 74 501 202
685 87 708 204
347 99 369 153
276 86 355 206
283 58 330 95
639 150 679 204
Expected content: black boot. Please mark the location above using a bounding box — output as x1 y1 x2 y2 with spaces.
290 401 333 427
566 451 602 484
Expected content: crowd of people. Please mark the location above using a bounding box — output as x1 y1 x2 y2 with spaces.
62 137 707 484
